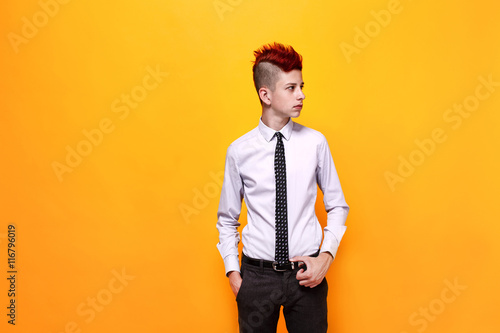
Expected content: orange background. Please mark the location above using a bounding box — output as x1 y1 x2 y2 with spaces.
1 0 499 332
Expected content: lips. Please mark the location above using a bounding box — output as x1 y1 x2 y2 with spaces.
293 104 303 109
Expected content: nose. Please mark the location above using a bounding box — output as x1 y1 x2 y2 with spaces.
297 87 305 101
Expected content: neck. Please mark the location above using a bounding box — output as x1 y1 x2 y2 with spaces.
261 113 290 131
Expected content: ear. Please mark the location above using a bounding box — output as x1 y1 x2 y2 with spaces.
258 87 272 106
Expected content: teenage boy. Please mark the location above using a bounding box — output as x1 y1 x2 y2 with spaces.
217 42 349 333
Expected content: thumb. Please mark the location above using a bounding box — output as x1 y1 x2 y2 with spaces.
290 256 308 262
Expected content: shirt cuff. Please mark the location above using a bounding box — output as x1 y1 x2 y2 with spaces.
223 254 240 276
320 225 347 259
320 244 339 259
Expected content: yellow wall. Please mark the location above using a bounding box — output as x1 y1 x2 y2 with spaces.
1 0 499 332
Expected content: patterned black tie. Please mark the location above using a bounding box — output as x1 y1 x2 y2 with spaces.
274 132 289 265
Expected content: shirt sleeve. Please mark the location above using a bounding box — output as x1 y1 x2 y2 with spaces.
316 137 349 259
216 144 244 275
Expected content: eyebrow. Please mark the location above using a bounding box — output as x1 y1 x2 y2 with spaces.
285 82 305 86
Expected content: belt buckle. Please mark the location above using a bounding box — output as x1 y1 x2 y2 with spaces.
272 261 294 272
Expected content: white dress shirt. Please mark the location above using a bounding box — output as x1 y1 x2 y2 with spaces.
217 118 349 275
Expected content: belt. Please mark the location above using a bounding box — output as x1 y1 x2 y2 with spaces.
242 251 320 272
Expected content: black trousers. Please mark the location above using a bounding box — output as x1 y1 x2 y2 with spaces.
236 259 328 333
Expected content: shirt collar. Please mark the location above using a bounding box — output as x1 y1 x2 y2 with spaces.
258 118 294 142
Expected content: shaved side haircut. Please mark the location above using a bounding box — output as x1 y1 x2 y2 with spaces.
252 42 303 94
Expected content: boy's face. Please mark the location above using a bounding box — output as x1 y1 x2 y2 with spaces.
267 69 305 119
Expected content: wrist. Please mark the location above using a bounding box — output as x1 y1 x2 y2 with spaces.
227 271 240 279
319 251 334 263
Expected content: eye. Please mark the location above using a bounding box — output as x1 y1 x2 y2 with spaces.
287 86 294 91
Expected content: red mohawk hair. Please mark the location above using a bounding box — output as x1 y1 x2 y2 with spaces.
253 42 303 73
252 42 303 92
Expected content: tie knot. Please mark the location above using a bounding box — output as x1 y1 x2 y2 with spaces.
275 132 283 141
